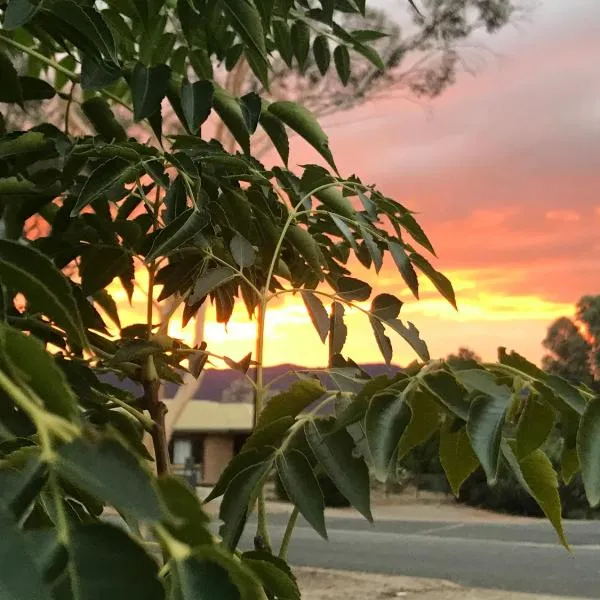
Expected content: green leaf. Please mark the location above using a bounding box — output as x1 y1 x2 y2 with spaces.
213 86 250 154
410 253 456 309
0 326 77 420
365 387 411 480
3 0 41 29
545 374 587 416
157 476 212 547
386 318 429 362
300 166 354 218
225 43 244 70
57 437 163 522
24 529 67 585
0 131 47 159
188 267 237 304
516 398 555 458
268 101 335 170
371 293 402 320
276 449 327 539
388 241 419 299
130 62 171 122
287 224 324 272
164 175 188 224
173 550 241 600
146 208 206 261
219 461 272 549
222 0 269 88
244 552 301 599
72 157 140 216
467 394 508 484
454 369 511 401
504 442 568 547
329 301 347 356
0 51 24 107
206 446 275 503
18 76 56 100
336 276 371 302
291 21 310 71
561 445 579 486
369 316 392 365
421 370 470 420
439 423 479 496
0 241 86 348
257 379 325 429
82 97 127 142
241 417 294 453
333 45 350 85
81 247 133 296
351 29 389 42
330 213 358 251
69 523 164 600
313 35 331 75
0 455 47 519
0 506 52 599
301 291 329 343
577 396 600 507
49 1 118 63
230 234 257 268
399 211 435 254
181 79 214 132
273 19 293 67
259 108 289 165
81 55 122 91
305 419 372 521
240 92 262 134
396 388 441 461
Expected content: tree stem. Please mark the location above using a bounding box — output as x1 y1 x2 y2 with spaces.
253 294 271 551
278 508 299 559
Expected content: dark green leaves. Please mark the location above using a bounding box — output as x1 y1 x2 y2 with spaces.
365 387 411 479
333 45 350 85
189 267 236 304
467 395 507 484
82 98 127 142
411 253 456 309
257 379 325 428
291 21 310 71
577 397 600 507
276 450 327 539
57 438 163 522
439 423 479 496
504 443 567 547
130 62 171 121
259 108 289 165
69 523 164 600
240 92 262 134
0 506 52 599
72 157 140 216
305 419 372 521
313 36 331 75
268 102 335 170
3 0 41 29
371 293 402 320
230 234 256 268
0 241 86 348
222 0 269 88
181 79 214 132
0 51 24 107
301 291 329 343
336 277 371 302
0 326 77 420
213 86 251 154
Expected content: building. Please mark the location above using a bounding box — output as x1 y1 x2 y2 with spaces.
167 398 253 485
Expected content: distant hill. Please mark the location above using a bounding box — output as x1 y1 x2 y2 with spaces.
103 363 401 402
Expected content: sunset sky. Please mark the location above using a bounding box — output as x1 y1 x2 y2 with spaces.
117 0 600 369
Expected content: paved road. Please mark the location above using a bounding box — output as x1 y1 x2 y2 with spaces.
240 514 600 598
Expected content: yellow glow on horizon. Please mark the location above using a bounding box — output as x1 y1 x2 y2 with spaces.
106 266 572 369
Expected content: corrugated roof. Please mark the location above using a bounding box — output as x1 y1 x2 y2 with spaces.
166 399 253 432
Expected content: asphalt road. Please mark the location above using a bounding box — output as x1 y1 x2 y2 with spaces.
240 514 600 598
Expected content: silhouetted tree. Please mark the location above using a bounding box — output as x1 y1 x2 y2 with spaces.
542 296 600 391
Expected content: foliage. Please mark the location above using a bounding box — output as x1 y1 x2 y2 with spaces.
543 295 600 392
275 470 350 509
0 0 597 598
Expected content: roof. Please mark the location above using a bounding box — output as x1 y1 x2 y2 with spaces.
167 399 253 433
